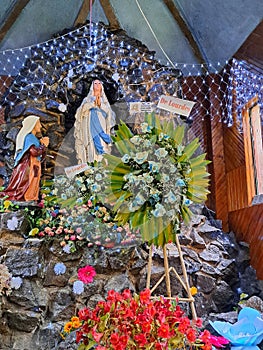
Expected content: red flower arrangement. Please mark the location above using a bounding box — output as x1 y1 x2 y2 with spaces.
63 289 229 349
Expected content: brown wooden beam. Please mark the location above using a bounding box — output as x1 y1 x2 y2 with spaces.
163 0 207 66
0 0 31 43
74 0 95 26
99 0 121 29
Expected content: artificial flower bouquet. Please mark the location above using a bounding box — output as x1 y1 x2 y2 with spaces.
63 289 229 349
24 170 141 252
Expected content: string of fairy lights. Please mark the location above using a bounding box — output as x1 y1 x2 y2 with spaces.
0 21 261 127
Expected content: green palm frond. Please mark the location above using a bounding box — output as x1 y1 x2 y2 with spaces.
112 121 135 155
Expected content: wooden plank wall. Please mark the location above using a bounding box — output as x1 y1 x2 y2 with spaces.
223 124 249 211
183 75 229 227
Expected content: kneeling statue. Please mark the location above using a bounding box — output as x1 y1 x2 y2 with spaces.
0 115 49 201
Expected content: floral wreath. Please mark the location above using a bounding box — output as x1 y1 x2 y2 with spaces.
103 113 210 247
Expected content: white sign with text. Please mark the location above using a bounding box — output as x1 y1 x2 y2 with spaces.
157 95 195 117
64 163 89 178
129 102 153 114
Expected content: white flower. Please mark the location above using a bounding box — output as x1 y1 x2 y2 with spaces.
130 135 141 145
121 154 130 163
143 173 154 184
167 209 176 218
176 179 185 187
142 139 152 148
155 148 168 159
135 151 148 164
7 216 19 231
54 263 66 275
85 166 94 175
177 145 184 156
95 173 102 181
158 133 169 141
166 190 177 203
124 173 135 183
128 203 139 212
80 185 86 191
152 203 166 217
158 133 164 141
76 197 83 204
91 184 101 192
73 280 84 295
141 122 152 133
134 193 146 206
86 178 94 185
169 164 177 173
148 161 160 173
58 103 67 112
76 176 84 183
53 188 58 195
162 174 170 183
10 276 23 290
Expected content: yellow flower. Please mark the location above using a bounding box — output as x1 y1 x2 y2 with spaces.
72 319 82 329
3 200 12 209
71 316 79 322
190 286 198 296
63 321 73 333
29 228 39 236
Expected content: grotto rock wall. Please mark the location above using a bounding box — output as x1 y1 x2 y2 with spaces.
0 21 182 181
0 205 262 350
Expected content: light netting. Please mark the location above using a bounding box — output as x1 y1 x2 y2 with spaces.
0 22 262 128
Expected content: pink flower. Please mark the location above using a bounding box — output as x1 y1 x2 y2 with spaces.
209 335 229 347
200 330 229 347
38 200 45 208
70 235 76 241
91 327 103 342
78 265 96 284
76 227 82 234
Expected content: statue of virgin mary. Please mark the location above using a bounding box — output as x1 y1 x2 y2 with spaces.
74 79 116 164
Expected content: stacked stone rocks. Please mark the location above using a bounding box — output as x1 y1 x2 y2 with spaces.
0 205 262 350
